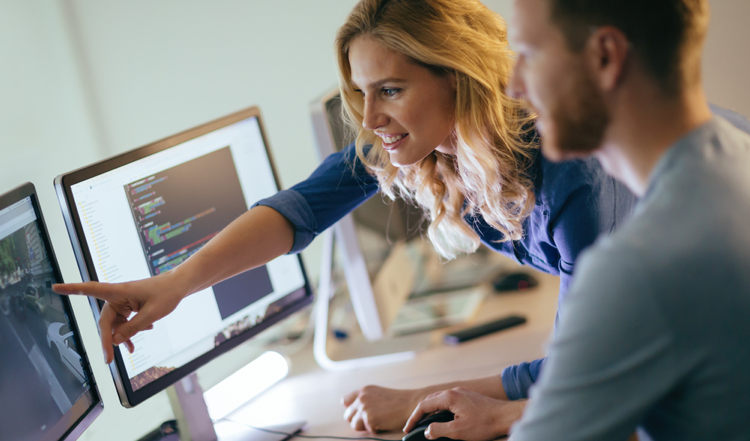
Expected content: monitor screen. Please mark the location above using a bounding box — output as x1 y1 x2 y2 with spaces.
0 183 101 441
55 107 312 406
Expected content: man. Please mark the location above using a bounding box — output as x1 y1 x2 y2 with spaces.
404 0 750 439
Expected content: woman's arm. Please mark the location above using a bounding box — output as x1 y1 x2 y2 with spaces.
173 206 295 294
54 205 295 363
54 143 380 363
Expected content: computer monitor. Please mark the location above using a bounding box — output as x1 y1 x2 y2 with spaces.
0 182 102 441
54 107 313 409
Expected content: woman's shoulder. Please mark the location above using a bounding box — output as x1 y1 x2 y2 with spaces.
533 151 626 217
518 122 607 205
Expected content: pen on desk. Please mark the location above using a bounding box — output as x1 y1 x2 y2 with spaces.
444 315 527 345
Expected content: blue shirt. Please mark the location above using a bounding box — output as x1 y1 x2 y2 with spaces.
512 117 750 441
255 130 637 400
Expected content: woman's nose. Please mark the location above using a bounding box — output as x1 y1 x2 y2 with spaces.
362 98 387 130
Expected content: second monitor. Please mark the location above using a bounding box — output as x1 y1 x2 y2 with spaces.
55 107 313 408
0 182 102 441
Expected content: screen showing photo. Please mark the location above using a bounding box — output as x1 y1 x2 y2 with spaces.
0 197 92 441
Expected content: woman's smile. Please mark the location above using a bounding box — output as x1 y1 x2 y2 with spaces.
376 132 409 151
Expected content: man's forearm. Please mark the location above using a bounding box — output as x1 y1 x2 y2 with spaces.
417 375 509 401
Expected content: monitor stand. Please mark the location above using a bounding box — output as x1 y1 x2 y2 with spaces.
166 373 305 441
313 231 431 372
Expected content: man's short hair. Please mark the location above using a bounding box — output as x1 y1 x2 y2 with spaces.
549 0 710 95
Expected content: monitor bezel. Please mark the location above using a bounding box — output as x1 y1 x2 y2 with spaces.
53 106 314 407
0 182 103 441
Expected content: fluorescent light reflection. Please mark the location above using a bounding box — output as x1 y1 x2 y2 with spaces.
204 351 289 420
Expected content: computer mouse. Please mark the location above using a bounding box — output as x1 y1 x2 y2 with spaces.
492 271 538 292
402 411 455 441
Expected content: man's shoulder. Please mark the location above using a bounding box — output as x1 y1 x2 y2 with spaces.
567 202 691 306
573 130 750 312
710 104 750 135
645 118 750 219
572 229 652 292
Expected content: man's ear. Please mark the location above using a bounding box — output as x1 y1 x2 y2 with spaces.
586 26 630 91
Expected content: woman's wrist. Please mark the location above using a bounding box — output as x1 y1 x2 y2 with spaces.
167 263 199 300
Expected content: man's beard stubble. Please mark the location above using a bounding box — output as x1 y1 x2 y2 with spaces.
550 69 611 157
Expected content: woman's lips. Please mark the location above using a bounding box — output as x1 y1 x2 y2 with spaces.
381 134 408 151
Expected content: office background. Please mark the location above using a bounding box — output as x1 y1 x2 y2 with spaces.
0 1 748 440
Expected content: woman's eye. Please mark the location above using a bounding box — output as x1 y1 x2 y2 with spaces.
382 88 400 97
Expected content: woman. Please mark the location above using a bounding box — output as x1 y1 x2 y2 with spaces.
54 0 635 435
279 1 634 432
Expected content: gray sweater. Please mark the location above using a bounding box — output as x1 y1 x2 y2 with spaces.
511 117 750 441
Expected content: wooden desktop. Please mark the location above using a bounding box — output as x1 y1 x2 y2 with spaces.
222 256 559 439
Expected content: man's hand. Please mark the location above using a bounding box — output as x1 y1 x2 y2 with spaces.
53 271 187 364
342 385 425 433
404 388 525 441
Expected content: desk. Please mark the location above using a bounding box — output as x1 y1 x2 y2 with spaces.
226 263 559 439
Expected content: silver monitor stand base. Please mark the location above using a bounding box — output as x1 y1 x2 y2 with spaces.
167 373 306 441
212 420 306 441
313 231 430 372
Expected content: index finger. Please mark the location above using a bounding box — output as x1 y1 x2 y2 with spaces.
53 282 116 302
403 393 449 433
99 303 116 364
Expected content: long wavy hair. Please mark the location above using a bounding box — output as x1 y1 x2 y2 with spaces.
336 0 537 259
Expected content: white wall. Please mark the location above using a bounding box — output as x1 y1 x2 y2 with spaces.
703 0 750 118
1 1 748 440
0 4 114 438
0 0 101 270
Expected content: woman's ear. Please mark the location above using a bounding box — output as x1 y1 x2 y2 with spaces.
449 71 458 92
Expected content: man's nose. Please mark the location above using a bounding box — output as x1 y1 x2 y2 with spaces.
507 67 526 100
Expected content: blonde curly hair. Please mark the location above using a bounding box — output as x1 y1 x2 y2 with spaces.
336 0 537 259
